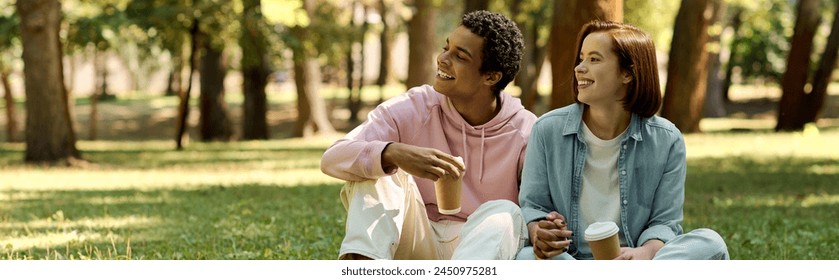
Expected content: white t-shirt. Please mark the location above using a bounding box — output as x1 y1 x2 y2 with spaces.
579 121 627 254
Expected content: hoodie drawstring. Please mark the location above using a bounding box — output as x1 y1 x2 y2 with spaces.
461 122 468 175
460 122 486 183
479 127 485 183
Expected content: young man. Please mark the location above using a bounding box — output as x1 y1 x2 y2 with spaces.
320 10 535 260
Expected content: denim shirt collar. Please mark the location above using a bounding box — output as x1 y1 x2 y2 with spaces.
562 103 643 142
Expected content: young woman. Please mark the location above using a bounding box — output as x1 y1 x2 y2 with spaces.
516 21 729 260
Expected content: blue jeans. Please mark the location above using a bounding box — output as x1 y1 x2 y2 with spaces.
516 228 730 260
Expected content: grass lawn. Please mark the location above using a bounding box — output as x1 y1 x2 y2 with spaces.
1 126 837 260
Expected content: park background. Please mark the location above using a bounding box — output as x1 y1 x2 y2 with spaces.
0 0 837 260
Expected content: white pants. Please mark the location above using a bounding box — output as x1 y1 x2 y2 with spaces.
338 171 526 260
516 228 730 260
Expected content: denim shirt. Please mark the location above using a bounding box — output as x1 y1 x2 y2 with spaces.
519 103 686 259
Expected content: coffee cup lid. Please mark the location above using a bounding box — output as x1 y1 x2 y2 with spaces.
454 156 465 176
584 221 619 241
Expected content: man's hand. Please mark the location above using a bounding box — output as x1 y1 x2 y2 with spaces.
382 143 465 181
528 211 573 259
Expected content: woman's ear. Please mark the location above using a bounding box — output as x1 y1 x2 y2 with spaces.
484 72 502 86
622 67 634 84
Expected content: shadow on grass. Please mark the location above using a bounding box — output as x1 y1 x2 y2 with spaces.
683 156 839 260
0 182 347 260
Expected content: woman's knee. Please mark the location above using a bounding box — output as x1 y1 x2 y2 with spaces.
689 228 730 260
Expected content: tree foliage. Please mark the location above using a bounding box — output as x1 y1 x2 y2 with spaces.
726 0 793 84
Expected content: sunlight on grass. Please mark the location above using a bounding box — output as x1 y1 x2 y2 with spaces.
0 168 341 191
684 128 839 159
712 193 839 208
1 213 157 252
2 232 101 252
807 164 839 175
0 215 159 231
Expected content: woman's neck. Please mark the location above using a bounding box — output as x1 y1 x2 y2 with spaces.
583 105 631 140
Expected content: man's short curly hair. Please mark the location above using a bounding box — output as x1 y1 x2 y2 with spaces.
461 10 524 96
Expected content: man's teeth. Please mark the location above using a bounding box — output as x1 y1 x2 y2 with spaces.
438 70 454 79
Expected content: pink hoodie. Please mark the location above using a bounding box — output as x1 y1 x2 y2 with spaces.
321 85 537 222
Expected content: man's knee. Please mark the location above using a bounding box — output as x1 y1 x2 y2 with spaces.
474 199 520 216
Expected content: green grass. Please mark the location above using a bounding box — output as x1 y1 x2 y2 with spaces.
0 138 347 260
1 127 838 259
682 125 839 260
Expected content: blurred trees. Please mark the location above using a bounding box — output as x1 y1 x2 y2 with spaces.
64 1 128 140
287 0 337 137
241 0 271 140
3 0 839 150
777 0 837 131
722 0 791 101
195 1 235 142
16 0 81 163
124 1 199 148
510 0 552 112
0 6 19 143
405 0 437 88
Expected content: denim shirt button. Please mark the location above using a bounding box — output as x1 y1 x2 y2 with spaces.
621 170 626 175
623 200 628 205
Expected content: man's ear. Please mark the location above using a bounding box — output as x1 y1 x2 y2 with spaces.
484 72 502 86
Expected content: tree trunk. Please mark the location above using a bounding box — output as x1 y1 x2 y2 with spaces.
376 0 395 104
198 35 233 141
240 0 270 140
17 0 81 163
2 64 18 143
90 49 107 141
166 53 183 97
346 1 362 124
704 0 727 118
405 0 436 88
801 3 839 125
357 5 369 117
291 0 335 137
776 0 820 131
550 0 622 110
722 8 743 103
292 49 334 137
463 0 489 14
661 0 713 133
176 18 199 150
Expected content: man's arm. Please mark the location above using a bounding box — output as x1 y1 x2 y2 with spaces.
320 90 463 182
320 102 403 181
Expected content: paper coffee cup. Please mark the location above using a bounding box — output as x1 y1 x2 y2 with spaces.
435 156 464 215
584 221 621 260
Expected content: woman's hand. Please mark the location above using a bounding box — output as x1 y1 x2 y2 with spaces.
614 239 664 260
528 211 573 259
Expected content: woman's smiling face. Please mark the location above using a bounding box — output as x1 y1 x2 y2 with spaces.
574 32 631 108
